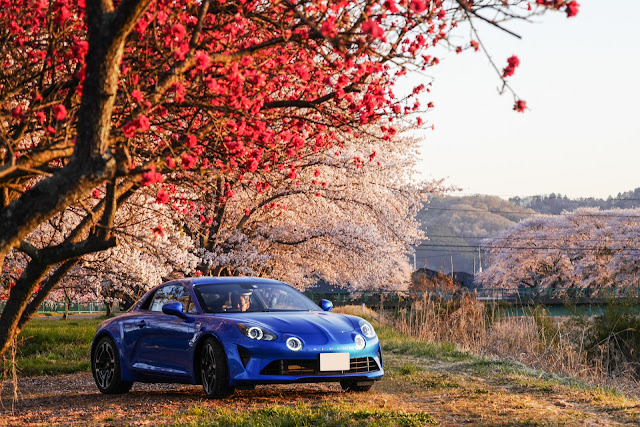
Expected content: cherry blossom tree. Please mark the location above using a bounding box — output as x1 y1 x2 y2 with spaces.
186 132 440 290
476 208 640 293
0 0 578 356
48 193 200 314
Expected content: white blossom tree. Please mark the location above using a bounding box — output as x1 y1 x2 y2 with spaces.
2 193 199 314
477 208 640 292
173 131 441 290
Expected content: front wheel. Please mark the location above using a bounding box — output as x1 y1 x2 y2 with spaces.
91 336 133 394
200 337 234 399
340 380 374 392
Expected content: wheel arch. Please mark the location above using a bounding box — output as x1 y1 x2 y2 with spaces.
91 330 132 381
192 332 228 385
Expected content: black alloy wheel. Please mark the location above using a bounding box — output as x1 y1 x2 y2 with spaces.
91 337 133 394
200 337 234 399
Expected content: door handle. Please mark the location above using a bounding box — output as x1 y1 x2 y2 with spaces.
135 321 146 328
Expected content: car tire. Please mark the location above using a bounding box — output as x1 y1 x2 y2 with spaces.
200 337 234 399
91 336 133 394
340 380 373 392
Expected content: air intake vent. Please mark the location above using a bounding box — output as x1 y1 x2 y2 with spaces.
237 345 251 367
260 357 380 376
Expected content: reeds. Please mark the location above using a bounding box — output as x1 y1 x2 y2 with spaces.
360 296 640 394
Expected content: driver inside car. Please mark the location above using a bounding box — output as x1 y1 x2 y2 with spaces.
231 291 251 312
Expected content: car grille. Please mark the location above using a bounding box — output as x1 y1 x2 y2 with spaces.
260 357 380 376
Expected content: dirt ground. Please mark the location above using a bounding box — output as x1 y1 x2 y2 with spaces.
2 354 640 426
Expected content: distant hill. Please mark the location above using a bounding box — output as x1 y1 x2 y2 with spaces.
414 195 535 275
509 188 640 214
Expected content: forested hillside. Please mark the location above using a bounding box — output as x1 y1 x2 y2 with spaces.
414 195 536 274
415 188 640 275
509 188 640 214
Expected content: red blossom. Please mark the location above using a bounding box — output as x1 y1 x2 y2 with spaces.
170 23 186 39
53 104 67 120
410 0 427 13
181 154 197 169
166 156 176 168
152 225 165 238
361 19 384 40
92 189 101 198
11 105 23 119
513 99 527 113
122 115 151 137
141 165 163 186
186 134 197 148
35 111 46 124
131 89 144 104
320 20 338 38
314 169 321 177
384 0 399 13
503 55 520 78
195 51 211 71
156 188 170 204
565 1 579 17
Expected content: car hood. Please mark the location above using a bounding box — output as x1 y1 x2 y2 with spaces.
217 311 355 334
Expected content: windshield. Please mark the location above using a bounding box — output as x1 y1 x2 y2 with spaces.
194 282 321 313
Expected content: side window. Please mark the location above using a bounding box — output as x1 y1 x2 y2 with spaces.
138 290 156 311
149 285 197 313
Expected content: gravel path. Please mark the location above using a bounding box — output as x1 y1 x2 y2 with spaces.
1 372 343 426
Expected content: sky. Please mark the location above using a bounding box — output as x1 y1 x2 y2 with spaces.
409 0 640 199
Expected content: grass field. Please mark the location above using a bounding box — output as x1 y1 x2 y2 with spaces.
3 316 103 377
2 310 640 425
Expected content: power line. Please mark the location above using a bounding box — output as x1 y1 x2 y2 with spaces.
422 207 640 218
417 243 640 252
422 234 639 243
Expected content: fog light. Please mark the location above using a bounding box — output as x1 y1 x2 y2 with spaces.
286 337 303 351
354 334 365 350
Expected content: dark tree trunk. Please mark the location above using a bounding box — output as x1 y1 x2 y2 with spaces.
0 1 152 358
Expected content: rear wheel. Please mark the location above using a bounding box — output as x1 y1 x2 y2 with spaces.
200 337 234 399
91 337 133 394
340 380 374 392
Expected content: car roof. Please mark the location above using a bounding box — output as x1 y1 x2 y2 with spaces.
167 276 285 288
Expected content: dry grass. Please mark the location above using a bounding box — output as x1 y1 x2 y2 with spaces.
338 298 640 395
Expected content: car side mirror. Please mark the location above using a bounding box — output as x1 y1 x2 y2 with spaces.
162 301 193 322
321 299 333 312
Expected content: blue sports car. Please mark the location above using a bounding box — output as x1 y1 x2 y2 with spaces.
91 277 384 398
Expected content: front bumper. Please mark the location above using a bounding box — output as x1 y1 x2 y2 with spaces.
225 339 384 386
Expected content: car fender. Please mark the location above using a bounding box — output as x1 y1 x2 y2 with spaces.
191 319 240 386
91 328 135 382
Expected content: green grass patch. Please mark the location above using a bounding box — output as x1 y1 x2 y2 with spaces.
375 323 471 361
398 362 419 375
459 357 625 397
174 403 437 426
2 317 103 377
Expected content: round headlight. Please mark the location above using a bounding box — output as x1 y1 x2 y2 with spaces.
360 322 375 338
354 334 366 350
237 323 277 341
286 337 303 351
247 326 263 340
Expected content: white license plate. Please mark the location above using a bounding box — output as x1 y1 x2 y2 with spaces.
319 353 350 371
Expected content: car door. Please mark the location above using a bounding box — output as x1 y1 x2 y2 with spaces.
128 284 197 378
